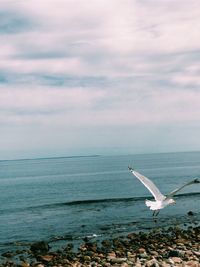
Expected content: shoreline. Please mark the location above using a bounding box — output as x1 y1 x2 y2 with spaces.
1 225 199 267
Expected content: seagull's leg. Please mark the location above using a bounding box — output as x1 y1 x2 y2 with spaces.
152 210 160 223
152 211 157 223
155 210 160 217
152 210 159 217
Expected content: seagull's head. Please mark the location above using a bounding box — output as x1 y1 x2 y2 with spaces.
169 198 176 205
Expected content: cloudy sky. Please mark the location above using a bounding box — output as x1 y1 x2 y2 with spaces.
1 0 200 159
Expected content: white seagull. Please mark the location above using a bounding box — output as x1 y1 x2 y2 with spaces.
128 166 200 218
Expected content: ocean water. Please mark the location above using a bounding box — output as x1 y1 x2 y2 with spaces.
0 152 200 253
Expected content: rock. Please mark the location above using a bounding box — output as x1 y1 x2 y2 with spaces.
64 243 74 251
138 248 146 254
93 256 101 263
110 257 127 264
161 262 170 267
149 250 158 257
86 241 97 252
20 262 30 267
1 251 13 258
71 261 82 267
30 241 50 255
193 251 200 257
171 257 182 263
98 253 105 259
185 260 200 267
168 250 180 257
40 254 54 262
135 258 142 267
62 259 71 265
79 244 87 252
107 251 116 258
115 249 125 257
83 255 91 262
120 263 129 267
102 239 112 247
127 251 136 262
127 259 136 265
1 225 199 267
166 258 175 265
145 259 159 267
139 252 148 259
185 250 194 257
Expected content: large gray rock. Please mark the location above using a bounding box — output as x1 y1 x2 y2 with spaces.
30 241 50 255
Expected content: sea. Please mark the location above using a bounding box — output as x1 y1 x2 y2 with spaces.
0 151 200 255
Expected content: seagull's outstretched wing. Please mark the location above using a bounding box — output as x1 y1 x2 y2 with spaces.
166 178 200 199
128 167 165 201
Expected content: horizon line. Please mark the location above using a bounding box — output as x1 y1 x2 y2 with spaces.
0 149 200 162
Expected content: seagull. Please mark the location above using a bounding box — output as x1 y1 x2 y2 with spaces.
128 166 200 218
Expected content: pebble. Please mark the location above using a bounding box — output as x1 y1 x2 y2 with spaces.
168 250 180 257
145 259 160 267
171 257 182 263
161 263 171 267
40 254 54 262
120 263 129 267
20 262 30 267
135 259 142 267
185 261 200 267
149 250 158 257
138 248 146 254
0 226 200 267
84 255 91 261
110 257 127 264
194 251 200 257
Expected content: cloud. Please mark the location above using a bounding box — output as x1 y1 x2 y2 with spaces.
1 0 200 158
0 9 33 34
0 85 105 114
170 60 200 86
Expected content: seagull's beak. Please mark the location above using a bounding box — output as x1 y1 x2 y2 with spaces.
171 200 176 205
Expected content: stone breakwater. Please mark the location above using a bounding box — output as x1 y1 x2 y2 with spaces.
1 226 200 267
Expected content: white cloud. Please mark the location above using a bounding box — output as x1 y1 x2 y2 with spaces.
172 74 200 86
0 56 88 75
1 0 200 158
0 85 105 112
1 0 200 76
171 62 200 86
1 83 200 129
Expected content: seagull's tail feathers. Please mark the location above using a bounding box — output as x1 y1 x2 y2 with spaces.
145 200 152 207
145 200 158 211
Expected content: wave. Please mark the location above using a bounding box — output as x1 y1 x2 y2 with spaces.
1 192 199 214
61 191 200 205
24 197 145 211
64 191 200 205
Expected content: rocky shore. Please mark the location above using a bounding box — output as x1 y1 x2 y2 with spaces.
1 225 199 267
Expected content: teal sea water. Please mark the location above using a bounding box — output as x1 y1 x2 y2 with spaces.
0 152 200 253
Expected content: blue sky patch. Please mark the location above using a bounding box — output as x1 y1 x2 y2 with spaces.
0 10 33 34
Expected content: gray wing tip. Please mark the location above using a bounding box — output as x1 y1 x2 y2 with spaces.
128 166 134 171
194 178 200 183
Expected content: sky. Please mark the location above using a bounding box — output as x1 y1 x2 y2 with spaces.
0 0 200 160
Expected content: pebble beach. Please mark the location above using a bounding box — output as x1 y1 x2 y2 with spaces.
1 225 199 267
